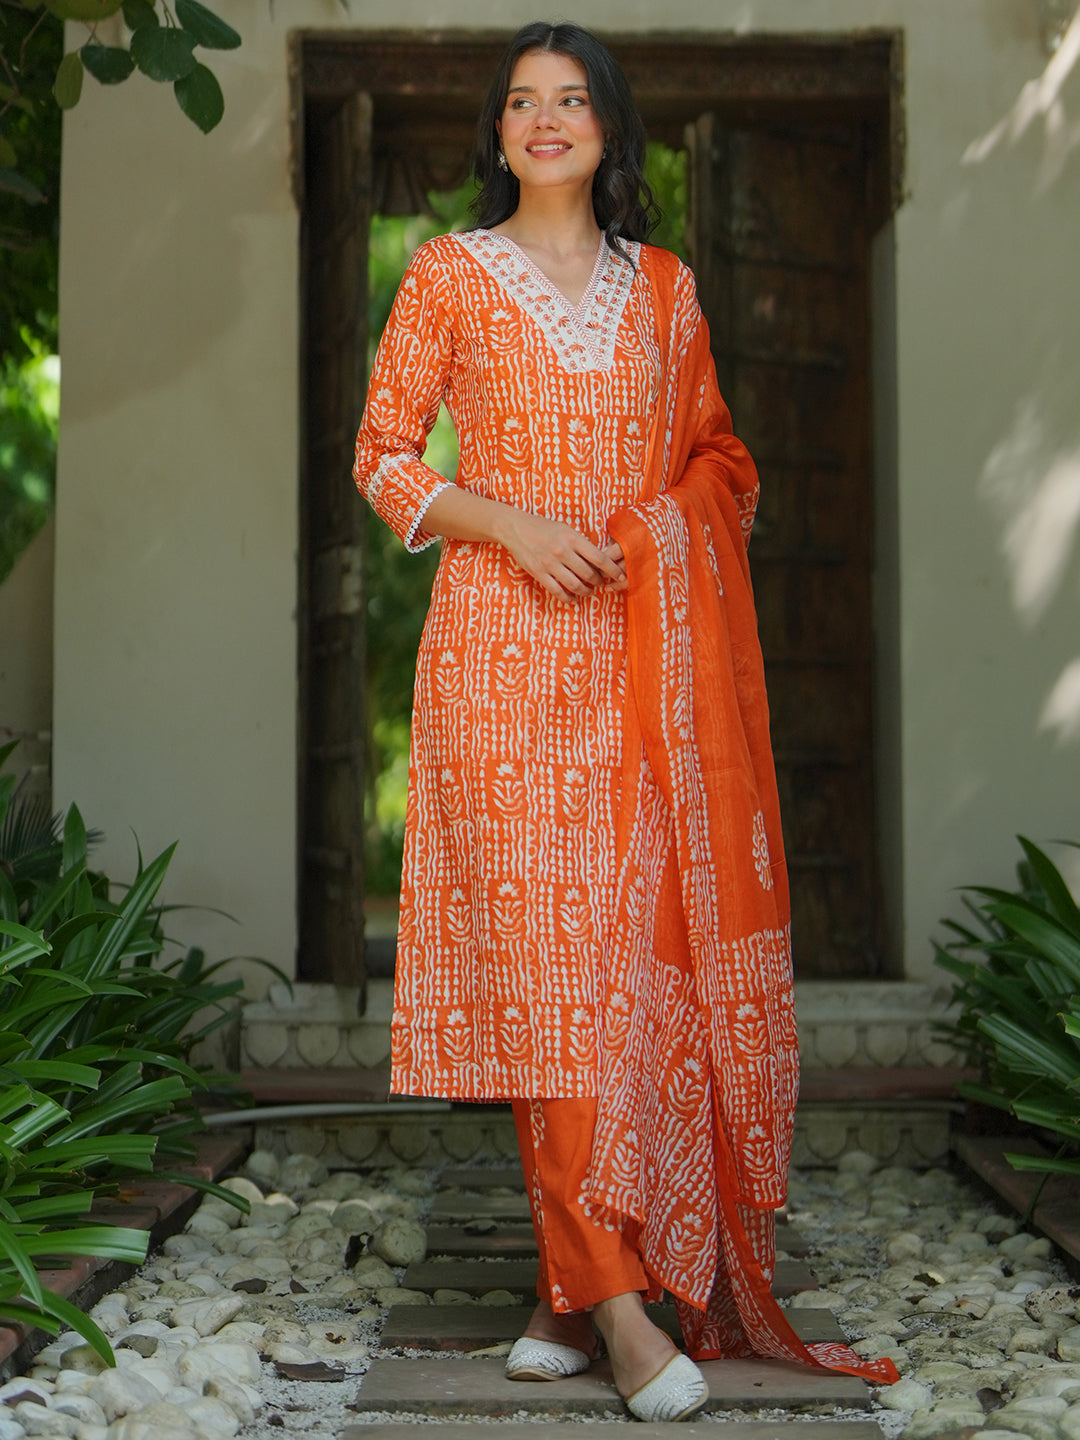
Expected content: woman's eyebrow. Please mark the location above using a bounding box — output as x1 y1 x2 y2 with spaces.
507 83 590 95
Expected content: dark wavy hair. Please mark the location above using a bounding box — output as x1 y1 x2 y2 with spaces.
471 21 660 262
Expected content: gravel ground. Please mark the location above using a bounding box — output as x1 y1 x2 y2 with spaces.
784 1152 1080 1440
0 1143 1077 1440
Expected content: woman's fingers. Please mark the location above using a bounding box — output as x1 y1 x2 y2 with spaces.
504 513 625 601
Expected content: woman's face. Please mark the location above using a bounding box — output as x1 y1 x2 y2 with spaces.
496 49 605 192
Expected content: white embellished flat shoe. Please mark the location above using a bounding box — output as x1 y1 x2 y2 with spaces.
504 1335 594 1381
624 1352 708 1422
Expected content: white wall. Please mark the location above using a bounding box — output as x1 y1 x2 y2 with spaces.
55 0 1080 993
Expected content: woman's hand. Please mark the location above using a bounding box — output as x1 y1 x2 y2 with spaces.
421 486 627 603
499 511 625 603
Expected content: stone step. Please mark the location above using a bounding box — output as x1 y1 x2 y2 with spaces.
344 1425 882 1440
352 1356 868 1417
429 1193 533 1222
440 1166 525 1190
425 1224 539 1258
427 1197 809 1258
424 1223 810 1263
380 1302 846 1351
402 1258 818 1301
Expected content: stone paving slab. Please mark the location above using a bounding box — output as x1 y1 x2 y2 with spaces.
353 1357 868 1416
440 1167 525 1190
429 1193 534 1222
380 1303 845 1351
403 1258 817 1300
426 1224 538 1258
777 1231 810 1258
343 1425 883 1440
427 1199 809 1258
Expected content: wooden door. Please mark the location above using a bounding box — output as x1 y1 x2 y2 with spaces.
297 93 372 995
688 113 882 978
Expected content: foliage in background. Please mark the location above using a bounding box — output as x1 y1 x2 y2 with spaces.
0 1 241 580
0 4 60 362
0 336 57 581
0 742 253 1360
362 143 688 898
935 836 1080 1179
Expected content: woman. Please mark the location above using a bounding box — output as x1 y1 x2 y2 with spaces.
354 20 898 1422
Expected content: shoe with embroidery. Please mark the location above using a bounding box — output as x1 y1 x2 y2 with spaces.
624 1352 708 1422
504 1336 594 1381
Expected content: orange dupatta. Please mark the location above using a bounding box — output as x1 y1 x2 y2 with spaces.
589 248 898 1383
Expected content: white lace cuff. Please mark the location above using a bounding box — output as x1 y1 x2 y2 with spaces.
404 480 454 553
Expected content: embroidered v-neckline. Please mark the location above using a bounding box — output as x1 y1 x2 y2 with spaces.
484 231 607 313
453 229 639 373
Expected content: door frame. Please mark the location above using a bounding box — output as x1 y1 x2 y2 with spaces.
290 26 906 984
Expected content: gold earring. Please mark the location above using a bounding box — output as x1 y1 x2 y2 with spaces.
497 150 509 172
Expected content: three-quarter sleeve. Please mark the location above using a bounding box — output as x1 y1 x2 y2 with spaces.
353 240 456 553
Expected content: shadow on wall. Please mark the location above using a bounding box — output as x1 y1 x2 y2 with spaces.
965 10 1080 751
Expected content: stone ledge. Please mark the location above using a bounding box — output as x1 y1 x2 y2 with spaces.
240 979 963 1073
795 981 958 1069
0 1130 249 1382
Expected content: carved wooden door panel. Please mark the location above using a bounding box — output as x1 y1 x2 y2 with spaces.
297 93 372 994
688 114 882 978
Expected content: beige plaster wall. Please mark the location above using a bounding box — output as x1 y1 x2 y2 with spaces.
55 0 1080 994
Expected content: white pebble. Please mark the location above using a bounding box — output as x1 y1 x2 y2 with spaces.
160 1236 209 1261
88 1368 161 1423
875 1376 933 1411
371 1217 427 1266
49 1397 106 1428
175 1341 262 1388
12 1405 78 1438
203 1377 256 1425
268 1343 316 1365
105 1401 196 1440
351 1256 398 1289
242 1149 279 1189
0 1384 53 1406
184 1212 230 1242
787 1289 846 1311
168 1295 244 1337
278 1153 328 1191
182 1397 239 1438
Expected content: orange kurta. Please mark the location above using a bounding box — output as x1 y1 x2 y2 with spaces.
356 230 669 1099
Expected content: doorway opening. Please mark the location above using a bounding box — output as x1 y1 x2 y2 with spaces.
293 30 904 998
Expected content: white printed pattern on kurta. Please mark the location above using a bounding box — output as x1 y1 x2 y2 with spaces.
354 232 664 1100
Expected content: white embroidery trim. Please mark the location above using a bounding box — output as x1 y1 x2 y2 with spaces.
453 230 639 374
405 479 453 553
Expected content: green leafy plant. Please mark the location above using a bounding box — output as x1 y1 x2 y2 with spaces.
1 1 240 175
934 835 1080 1180
0 741 257 1361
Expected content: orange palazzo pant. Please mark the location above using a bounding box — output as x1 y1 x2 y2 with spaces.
512 1096 778 1330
